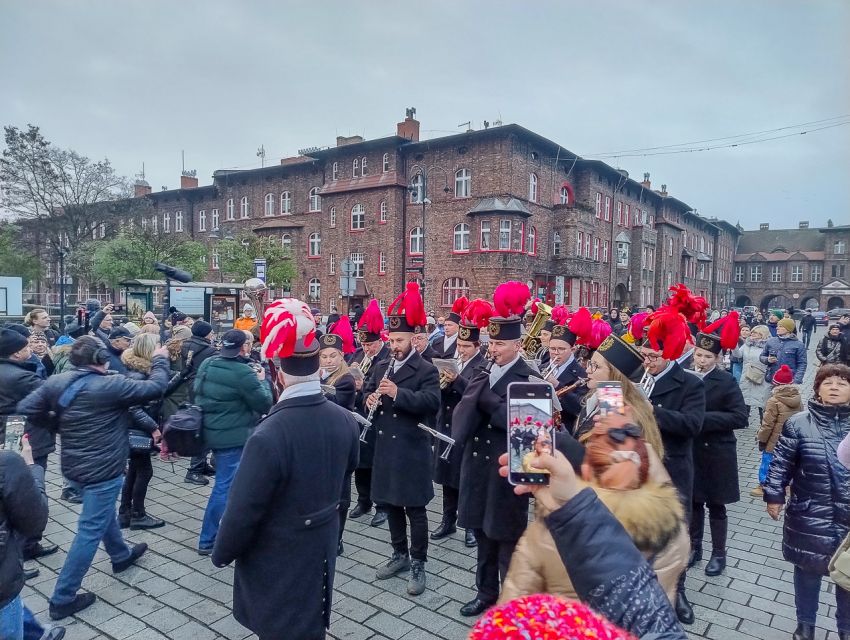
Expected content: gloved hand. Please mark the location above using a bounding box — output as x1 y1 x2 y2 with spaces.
758 441 766 452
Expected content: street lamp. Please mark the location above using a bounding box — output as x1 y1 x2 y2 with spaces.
407 165 451 303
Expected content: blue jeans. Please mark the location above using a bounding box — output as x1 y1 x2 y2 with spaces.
0 595 23 640
731 361 742 383
51 475 132 607
199 447 243 549
23 606 44 640
794 565 850 632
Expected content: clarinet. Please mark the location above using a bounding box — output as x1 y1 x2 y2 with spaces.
360 365 392 443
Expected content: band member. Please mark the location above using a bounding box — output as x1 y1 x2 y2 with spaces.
319 316 358 555
365 283 440 596
411 331 438 362
349 300 390 527
431 299 490 548
432 296 467 358
212 299 359 640
538 320 553 369
638 296 706 625
543 323 586 427
452 282 536 617
689 321 748 577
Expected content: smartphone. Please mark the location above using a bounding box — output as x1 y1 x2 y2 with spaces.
597 381 625 417
507 382 554 485
3 416 26 451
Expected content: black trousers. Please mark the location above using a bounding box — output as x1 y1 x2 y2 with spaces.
187 450 212 475
120 452 153 516
442 486 459 521
386 505 428 562
354 468 373 509
25 455 50 552
691 502 727 553
339 472 352 543
474 530 517 603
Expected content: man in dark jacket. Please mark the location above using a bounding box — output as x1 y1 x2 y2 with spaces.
212 328 359 640
16 336 170 620
543 324 586 426
194 330 273 555
799 309 817 348
180 321 218 485
102 326 132 374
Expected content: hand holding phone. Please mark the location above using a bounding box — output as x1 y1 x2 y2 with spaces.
498 451 581 510
507 382 554 486
3 416 26 451
596 382 625 418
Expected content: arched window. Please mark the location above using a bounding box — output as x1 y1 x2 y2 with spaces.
281 233 292 251
379 200 388 223
352 158 360 178
240 196 250 219
264 193 274 216
526 226 537 254
308 278 321 303
361 157 368 176
308 187 321 212
351 204 365 230
329 206 337 227
553 231 561 256
308 232 321 257
528 173 538 202
382 153 390 172
226 198 234 220
453 223 470 252
560 186 571 205
455 168 471 198
332 162 339 180
442 278 470 306
410 174 424 204
280 191 291 215
409 227 423 254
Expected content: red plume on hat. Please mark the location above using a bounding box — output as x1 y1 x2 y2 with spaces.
329 316 356 354
704 310 741 350
388 281 427 327
666 284 709 330
493 281 531 318
357 299 384 335
450 295 470 318
586 319 613 349
260 298 317 359
568 307 593 344
628 312 650 341
462 298 494 328
550 304 571 326
529 297 541 315
646 306 689 360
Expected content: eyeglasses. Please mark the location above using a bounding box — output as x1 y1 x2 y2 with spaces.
586 361 600 373
641 353 661 363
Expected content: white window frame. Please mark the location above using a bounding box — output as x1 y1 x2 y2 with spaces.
308 232 321 257
332 162 339 180
604 196 611 222
593 237 600 261
835 240 847 255
553 231 561 256
560 186 570 205
499 219 511 250
409 227 424 255
616 242 629 267
791 265 804 282
480 220 491 250
576 231 583 257
750 265 762 282
211 208 219 229
226 199 234 220
163 212 170 233
442 277 470 306
379 251 386 274
175 211 183 232
329 254 336 275
212 249 220 270
771 265 782 282
528 173 538 202
811 264 822 282
410 174 424 204
199 209 207 232
595 192 602 218
453 223 470 252
526 226 536 254
281 233 292 252
380 200 388 223
308 278 321 302
330 206 337 228
603 240 610 263
350 252 364 278
361 157 368 176
309 188 321 212
240 196 250 219
455 168 471 198
382 153 390 172
350 204 365 231
280 191 292 215
352 158 360 178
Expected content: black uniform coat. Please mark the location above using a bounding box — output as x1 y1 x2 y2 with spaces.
212 392 359 640
419 344 438 363
648 362 705 509
324 371 357 507
453 357 535 542
367 350 440 507
353 345 389 469
433 351 485 488
692 366 748 505
431 334 459 359
550 357 587 426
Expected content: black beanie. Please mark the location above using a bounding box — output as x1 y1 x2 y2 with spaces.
4 323 31 338
191 320 213 338
0 328 29 358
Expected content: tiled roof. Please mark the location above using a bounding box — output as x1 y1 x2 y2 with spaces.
737 228 824 253
735 251 825 262
467 197 532 218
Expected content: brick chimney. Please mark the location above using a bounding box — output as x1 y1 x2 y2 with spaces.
397 107 420 142
336 135 364 147
660 184 668 196
640 172 651 189
134 180 152 197
180 170 199 189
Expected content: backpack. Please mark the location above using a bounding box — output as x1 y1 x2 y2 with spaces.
162 361 208 456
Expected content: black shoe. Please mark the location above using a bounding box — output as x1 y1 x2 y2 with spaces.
130 514 165 530
687 547 702 568
460 598 494 617
337 541 344 556
349 504 370 519
60 487 82 504
24 567 40 581
118 511 131 529
376 552 410 579
465 529 477 548
49 592 96 620
430 519 457 540
370 510 388 527
112 543 147 573
202 464 216 476
24 542 59 561
42 627 67 640
197 546 213 556
407 560 426 596
675 589 694 625
792 623 815 640
837 631 848 640
704 552 726 576
184 473 209 486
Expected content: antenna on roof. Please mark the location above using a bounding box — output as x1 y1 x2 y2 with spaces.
458 121 472 132
181 150 185 173
257 145 266 168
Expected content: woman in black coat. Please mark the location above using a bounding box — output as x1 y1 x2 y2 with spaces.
764 364 850 640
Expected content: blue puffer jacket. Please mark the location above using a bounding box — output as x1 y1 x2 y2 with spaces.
763 401 850 574
760 335 807 384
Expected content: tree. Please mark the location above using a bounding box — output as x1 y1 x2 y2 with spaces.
88 227 208 287
217 232 295 289
0 223 41 285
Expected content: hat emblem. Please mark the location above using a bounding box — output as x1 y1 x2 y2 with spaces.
389 317 401 330
459 326 471 340
598 336 614 352
488 321 500 337
322 334 336 346
699 336 715 349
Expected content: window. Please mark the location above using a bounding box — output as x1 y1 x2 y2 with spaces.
350 204 365 230
382 153 390 173
499 219 511 250
379 251 386 274
750 265 762 282
593 237 600 261
264 193 274 216
308 232 321 257
329 206 336 228
832 264 847 278
409 227 423 254
163 212 170 233
791 265 803 282
175 211 183 232
526 226 536 254
226 198 235 220
212 249 219 270
454 223 470 252
528 173 538 202
211 209 219 229
558 186 571 205
361 157 368 176
352 158 360 178
616 242 629 267
379 200 388 223
604 196 611 221
332 162 339 180
98 223 106 238
603 240 610 263
617 202 623 226
281 233 292 251
410 174 424 203
455 168 471 198
442 278 470 306
771 265 782 282
668 237 673 256
240 196 249 219
309 187 321 212
199 210 206 232
699 236 705 253
835 240 847 255
699 262 705 279
624 205 630 228
329 254 336 275
553 231 562 256
280 191 291 215
595 193 602 218
584 234 591 259
480 221 491 250
811 264 822 282
576 231 584 257
350 252 364 278
308 278 321 302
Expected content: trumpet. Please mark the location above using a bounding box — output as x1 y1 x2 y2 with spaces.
362 367 391 443
541 360 559 380
439 356 463 389
352 354 373 377
638 369 656 397
418 423 456 460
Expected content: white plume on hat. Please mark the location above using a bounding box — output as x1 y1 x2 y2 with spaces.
260 298 317 359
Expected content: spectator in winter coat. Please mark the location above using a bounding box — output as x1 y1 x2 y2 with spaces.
764 364 850 640
751 365 801 497
799 309 817 349
817 324 849 366
760 317 807 385
23 308 59 347
179 321 218 484
738 325 771 422
729 325 750 383
103 326 132 373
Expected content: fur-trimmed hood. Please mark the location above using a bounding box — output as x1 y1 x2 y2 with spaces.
121 350 152 375
165 337 185 361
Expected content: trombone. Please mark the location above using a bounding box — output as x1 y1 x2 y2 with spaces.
418 423 456 460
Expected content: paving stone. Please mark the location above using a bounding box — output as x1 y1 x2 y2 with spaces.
365 611 416 639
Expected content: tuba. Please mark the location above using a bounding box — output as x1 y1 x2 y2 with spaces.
243 277 268 330
521 301 552 359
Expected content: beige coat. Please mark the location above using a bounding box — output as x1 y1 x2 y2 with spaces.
757 385 802 452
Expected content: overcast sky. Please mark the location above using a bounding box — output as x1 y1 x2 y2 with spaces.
3 1 848 231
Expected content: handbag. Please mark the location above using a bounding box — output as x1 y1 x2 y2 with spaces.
162 362 208 457
744 363 766 385
128 429 154 452
829 531 850 592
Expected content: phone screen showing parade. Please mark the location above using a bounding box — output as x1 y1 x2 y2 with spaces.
507 382 554 485
597 382 625 417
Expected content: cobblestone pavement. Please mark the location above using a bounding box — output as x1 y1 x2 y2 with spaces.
21 328 843 639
